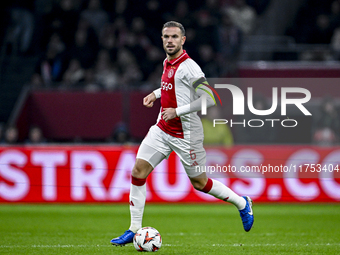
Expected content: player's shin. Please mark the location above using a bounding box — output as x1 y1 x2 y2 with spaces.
203 178 246 210
129 176 147 233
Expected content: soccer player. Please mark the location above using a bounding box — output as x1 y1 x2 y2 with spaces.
111 21 254 246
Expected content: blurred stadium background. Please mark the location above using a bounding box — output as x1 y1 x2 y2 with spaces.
0 0 339 202
0 0 340 144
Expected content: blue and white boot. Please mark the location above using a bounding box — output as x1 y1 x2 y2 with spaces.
239 196 254 232
110 230 135 246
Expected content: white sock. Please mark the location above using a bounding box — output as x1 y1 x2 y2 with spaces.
129 183 146 233
208 179 246 210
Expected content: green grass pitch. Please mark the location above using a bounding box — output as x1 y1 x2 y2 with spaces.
0 203 339 254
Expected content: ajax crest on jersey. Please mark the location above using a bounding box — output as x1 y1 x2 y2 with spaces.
133 227 162 252
168 68 174 78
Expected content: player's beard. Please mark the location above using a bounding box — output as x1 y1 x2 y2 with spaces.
164 44 181 56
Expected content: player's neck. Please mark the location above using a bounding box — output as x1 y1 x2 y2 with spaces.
167 48 184 61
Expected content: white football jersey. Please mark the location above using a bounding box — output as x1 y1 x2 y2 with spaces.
153 50 214 141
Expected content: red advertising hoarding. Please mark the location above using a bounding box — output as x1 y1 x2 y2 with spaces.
0 145 339 203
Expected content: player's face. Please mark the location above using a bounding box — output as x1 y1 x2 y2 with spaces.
162 27 186 57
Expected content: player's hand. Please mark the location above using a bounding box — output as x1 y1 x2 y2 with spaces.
161 108 177 122
143 92 156 108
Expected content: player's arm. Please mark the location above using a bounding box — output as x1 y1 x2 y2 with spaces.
176 77 215 116
143 88 161 108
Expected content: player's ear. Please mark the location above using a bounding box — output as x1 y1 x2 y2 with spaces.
181 36 186 45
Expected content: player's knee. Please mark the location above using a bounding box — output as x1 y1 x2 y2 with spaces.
131 159 153 179
132 165 146 179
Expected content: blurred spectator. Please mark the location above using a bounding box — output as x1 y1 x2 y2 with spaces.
201 106 234 147
225 0 257 35
66 18 99 69
216 13 243 77
33 33 67 87
141 65 163 91
117 47 136 70
83 68 102 92
204 0 223 17
330 1 340 59
108 122 131 144
2 125 19 144
61 58 85 88
141 0 164 46
300 49 332 61
121 63 144 89
99 23 118 59
194 10 219 50
197 44 220 77
32 0 54 54
93 49 120 90
29 73 44 89
285 0 338 45
113 0 132 22
43 0 80 48
181 27 200 61
80 0 109 38
5 6 34 54
124 31 146 65
116 47 143 88
168 1 194 28
130 17 152 49
312 97 340 146
308 14 334 44
25 125 47 144
113 16 129 47
329 0 340 29
34 0 54 16
140 46 164 81
299 13 335 60
331 26 340 59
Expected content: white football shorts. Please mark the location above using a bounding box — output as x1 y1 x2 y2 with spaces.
136 125 206 178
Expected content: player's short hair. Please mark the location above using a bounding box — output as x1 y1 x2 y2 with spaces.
162 21 185 36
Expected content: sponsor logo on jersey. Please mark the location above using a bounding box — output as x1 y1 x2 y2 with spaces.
161 81 173 91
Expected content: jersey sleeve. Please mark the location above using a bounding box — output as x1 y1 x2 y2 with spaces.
175 60 215 116
153 88 161 99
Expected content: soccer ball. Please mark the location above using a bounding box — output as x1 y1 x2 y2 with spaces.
133 227 162 252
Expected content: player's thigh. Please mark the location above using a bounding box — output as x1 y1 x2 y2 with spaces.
135 126 171 178
139 125 172 160
136 143 166 174
170 137 206 178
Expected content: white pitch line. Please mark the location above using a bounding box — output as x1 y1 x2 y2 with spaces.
0 243 339 249
163 232 313 236
0 244 109 248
